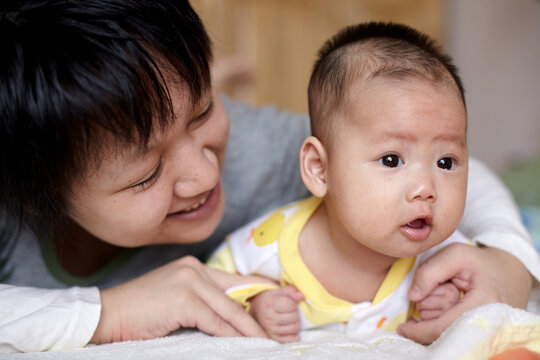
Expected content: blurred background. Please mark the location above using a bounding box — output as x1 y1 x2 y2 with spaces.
191 0 540 175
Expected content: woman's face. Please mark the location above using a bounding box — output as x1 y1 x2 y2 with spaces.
68 82 229 247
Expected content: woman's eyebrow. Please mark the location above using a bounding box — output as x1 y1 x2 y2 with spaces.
100 147 157 186
117 96 214 164
129 142 158 162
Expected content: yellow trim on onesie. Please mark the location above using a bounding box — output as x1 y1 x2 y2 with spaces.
279 197 353 325
206 242 236 274
208 196 469 333
278 197 415 326
226 283 280 312
372 257 415 305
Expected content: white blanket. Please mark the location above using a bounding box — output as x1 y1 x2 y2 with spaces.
6 303 539 360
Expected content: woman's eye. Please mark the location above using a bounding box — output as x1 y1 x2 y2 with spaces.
189 100 214 129
437 157 454 170
132 159 163 191
378 154 403 168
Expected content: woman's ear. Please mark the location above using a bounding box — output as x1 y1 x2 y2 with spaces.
299 136 328 198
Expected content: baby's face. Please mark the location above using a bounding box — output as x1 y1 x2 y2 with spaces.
324 78 468 259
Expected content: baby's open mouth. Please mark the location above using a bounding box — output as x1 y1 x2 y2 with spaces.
401 216 432 241
407 218 428 229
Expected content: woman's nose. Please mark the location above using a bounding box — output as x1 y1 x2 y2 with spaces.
172 146 220 198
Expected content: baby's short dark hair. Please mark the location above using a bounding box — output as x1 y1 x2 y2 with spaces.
0 0 212 230
308 22 465 145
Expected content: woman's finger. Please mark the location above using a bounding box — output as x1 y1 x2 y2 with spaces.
185 296 243 337
193 276 268 338
409 244 475 302
204 265 277 289
398 291 485 344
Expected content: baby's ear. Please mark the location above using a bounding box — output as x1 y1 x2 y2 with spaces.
299 136 328 197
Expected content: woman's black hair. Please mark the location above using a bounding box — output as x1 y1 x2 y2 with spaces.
0 0 212 231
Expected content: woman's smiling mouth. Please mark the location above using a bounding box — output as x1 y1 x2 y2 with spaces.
167 183 222 220
179 194 209 213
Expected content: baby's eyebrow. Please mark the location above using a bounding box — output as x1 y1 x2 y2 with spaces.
433 134 467 148
376 132 416 142
375 132 466 147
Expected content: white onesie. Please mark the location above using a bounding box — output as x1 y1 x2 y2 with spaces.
208 196 469 336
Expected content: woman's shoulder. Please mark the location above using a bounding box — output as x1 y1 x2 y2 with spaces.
222 95 310 137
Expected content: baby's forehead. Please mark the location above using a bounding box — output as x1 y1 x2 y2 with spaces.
346 75 464 112
342 42 463 96
366 72 457 90
334 76 467 136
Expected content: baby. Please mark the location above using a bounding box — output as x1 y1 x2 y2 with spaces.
209 22 468 343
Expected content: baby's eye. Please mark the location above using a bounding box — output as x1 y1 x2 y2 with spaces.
437 157 454 170
378 154 403 168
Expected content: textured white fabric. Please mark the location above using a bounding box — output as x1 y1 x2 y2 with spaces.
0 285 100 353
3 303 538 359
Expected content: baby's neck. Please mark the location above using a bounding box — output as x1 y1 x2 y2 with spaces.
298 203 396 303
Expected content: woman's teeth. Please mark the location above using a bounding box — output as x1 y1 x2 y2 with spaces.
182 196 208 213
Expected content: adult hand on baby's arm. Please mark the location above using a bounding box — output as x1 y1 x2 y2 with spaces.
397 244 532 344
249 286 304 343
90 256 268 344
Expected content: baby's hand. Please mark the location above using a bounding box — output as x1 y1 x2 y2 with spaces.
249 286 304 343
416 281 461 321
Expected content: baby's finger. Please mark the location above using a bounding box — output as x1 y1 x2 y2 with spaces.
271 321 301 336
399 292 484 344
272 311 302 326
416 296 447 311
419 309 444 321
274 294 300 313
417 293 461 312
280 286 304 302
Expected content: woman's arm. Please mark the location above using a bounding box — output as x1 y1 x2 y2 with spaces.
459 158 540 280
397 244 533 344
0 285 101 352
0 257 267 353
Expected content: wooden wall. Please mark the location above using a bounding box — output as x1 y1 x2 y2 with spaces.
191 0 445 113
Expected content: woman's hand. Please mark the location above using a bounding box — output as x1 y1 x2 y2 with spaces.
397 244 532 344
415 281 461 321
90 256 268 344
